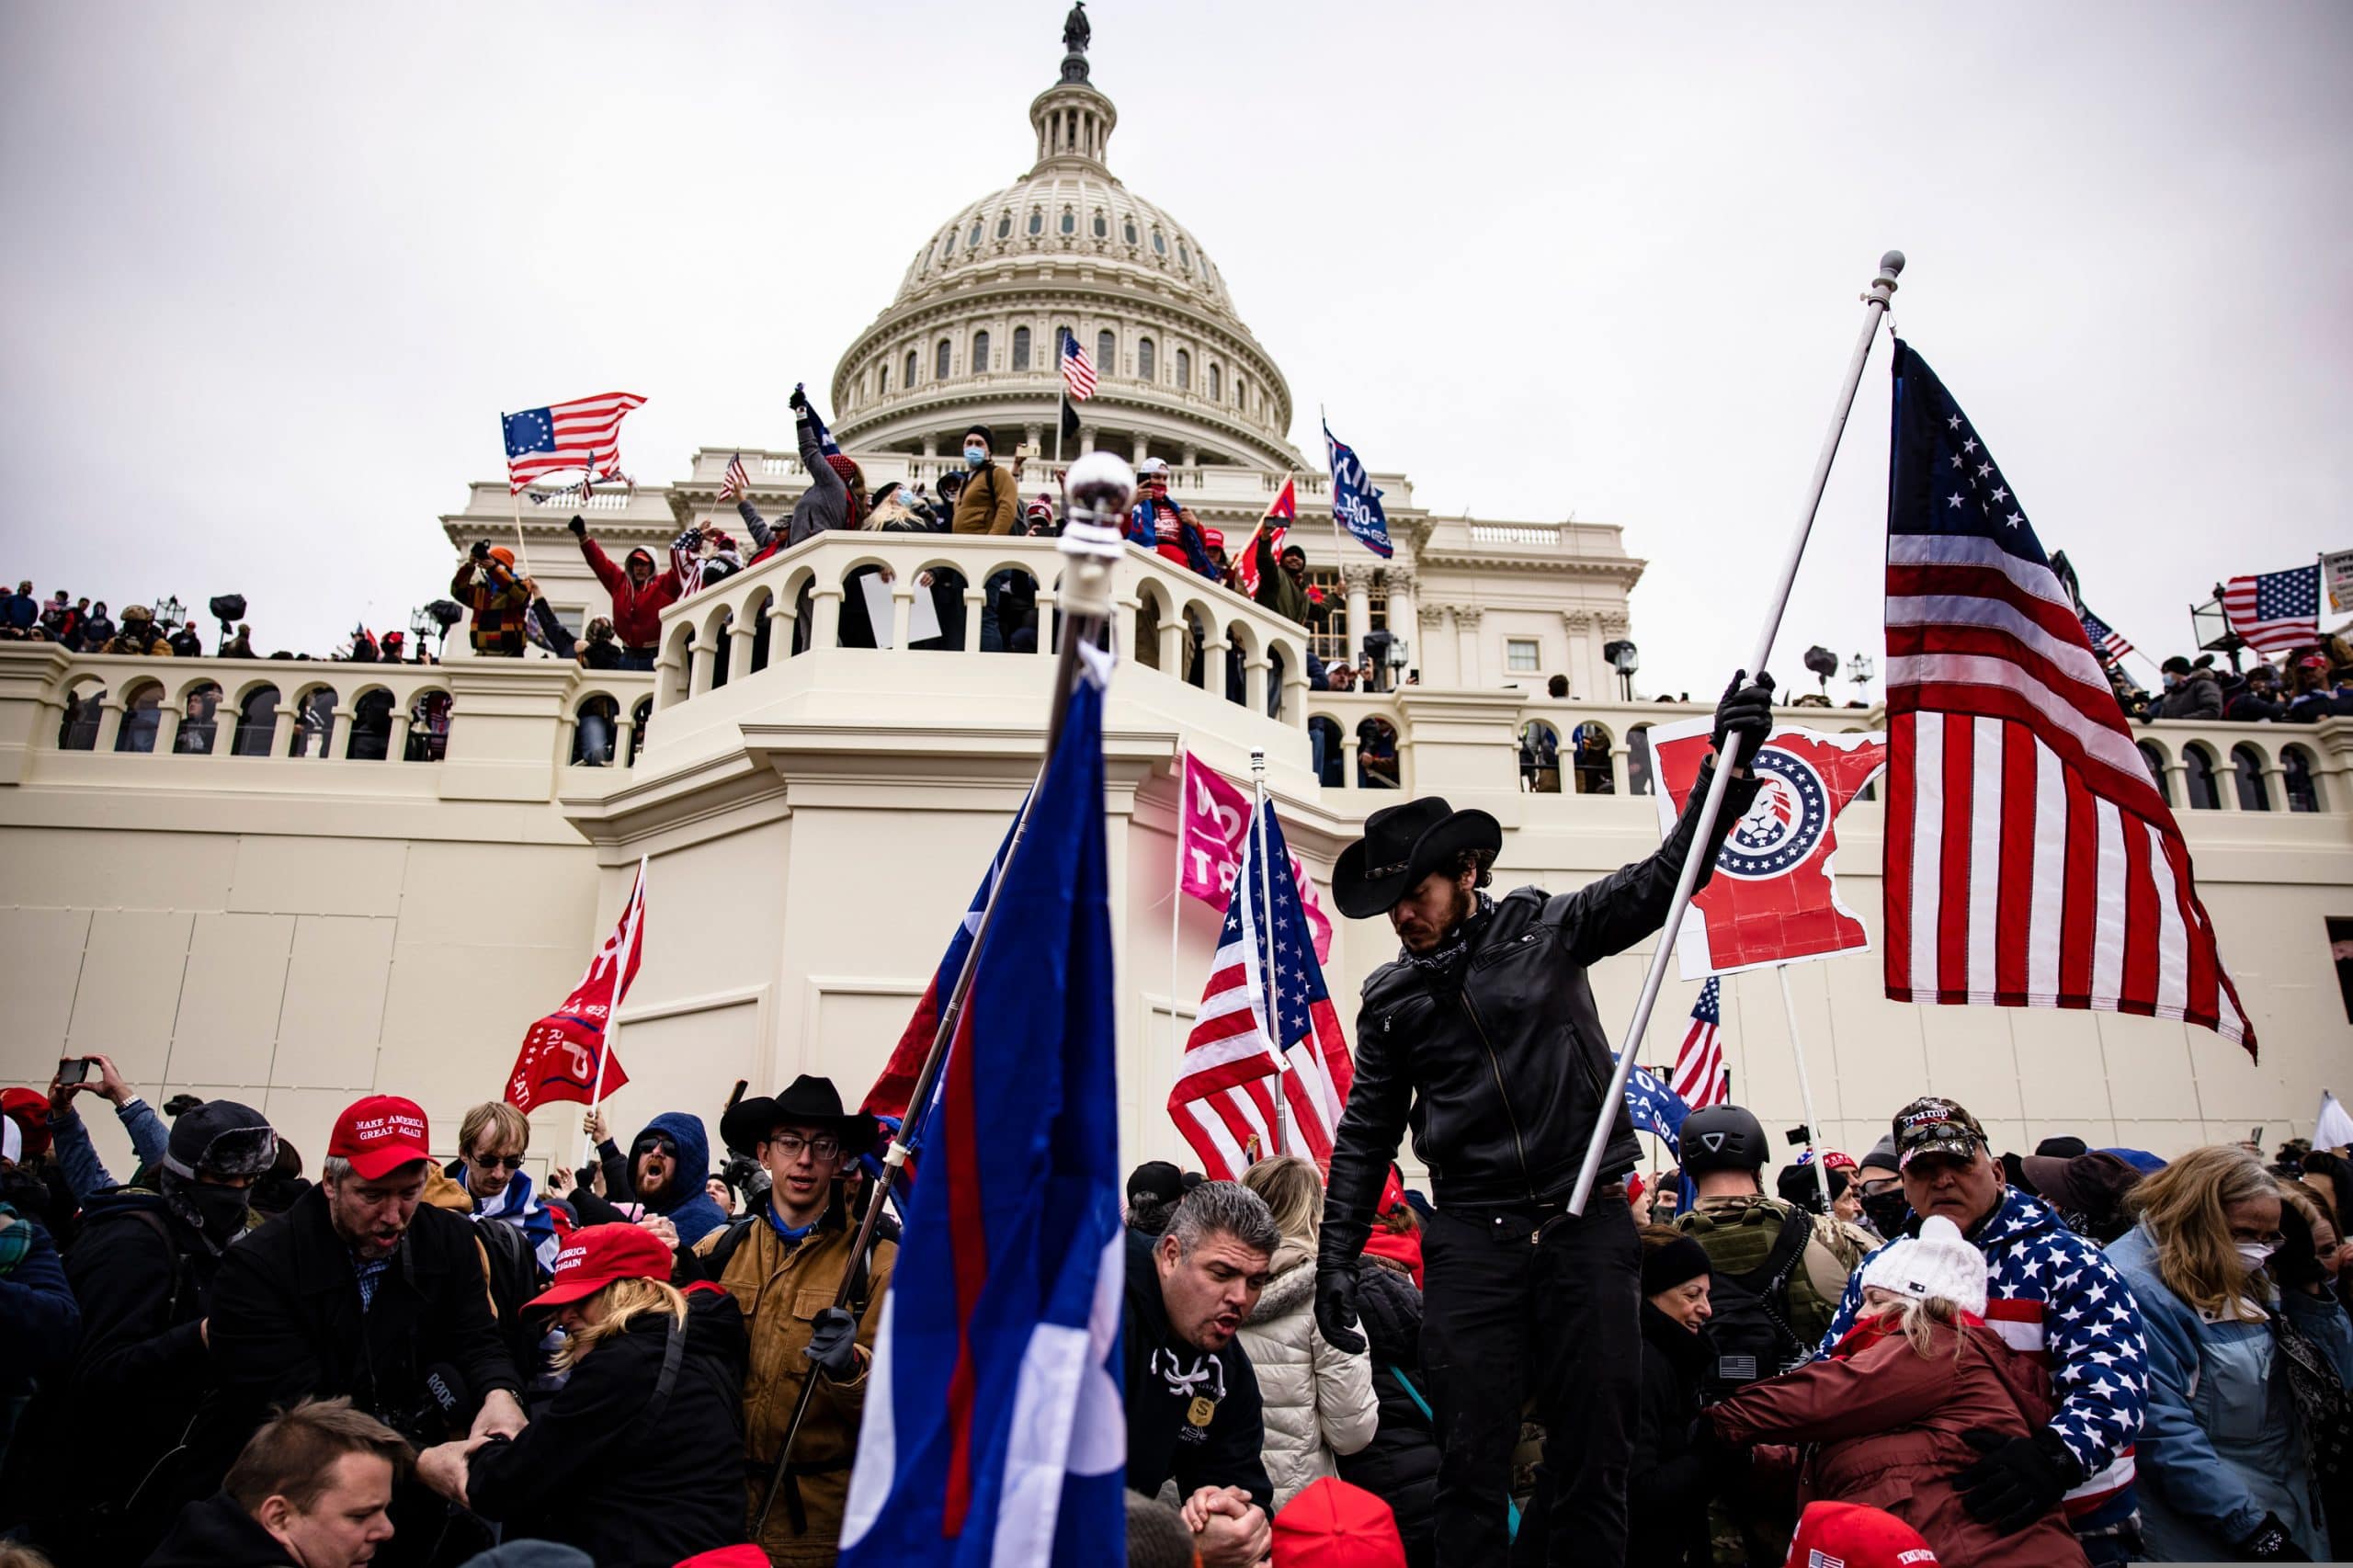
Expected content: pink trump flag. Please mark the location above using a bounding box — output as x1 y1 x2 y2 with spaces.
1179 752 1333 963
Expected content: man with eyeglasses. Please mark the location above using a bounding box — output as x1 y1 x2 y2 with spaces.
449 1101 559 1273
690 1074 892 1563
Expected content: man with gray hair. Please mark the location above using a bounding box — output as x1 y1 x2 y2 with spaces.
1124 1180 1278 1568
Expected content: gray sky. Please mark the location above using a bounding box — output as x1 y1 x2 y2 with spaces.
4 2 2347 698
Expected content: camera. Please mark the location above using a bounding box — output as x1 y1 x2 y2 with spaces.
471 540 492 562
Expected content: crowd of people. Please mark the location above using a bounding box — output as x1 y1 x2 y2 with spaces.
2114 639 2353 726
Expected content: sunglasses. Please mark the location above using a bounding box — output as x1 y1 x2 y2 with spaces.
632 1136 677 1159
469 1151 526 1170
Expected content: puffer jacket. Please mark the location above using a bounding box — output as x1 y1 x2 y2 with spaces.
578 535 679 650
1233 1241 1378 1511
1711 1313 2089 1568
1323 761 1758 1266
1335 1256 1436 1567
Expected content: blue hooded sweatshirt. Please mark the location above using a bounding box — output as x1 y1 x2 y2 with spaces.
631 1112 728 1247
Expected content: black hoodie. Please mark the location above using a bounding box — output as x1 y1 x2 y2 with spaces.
143 1491 302 1568
1120 1231 1272 1514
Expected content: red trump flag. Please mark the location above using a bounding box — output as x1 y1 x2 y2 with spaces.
507 862 644 1112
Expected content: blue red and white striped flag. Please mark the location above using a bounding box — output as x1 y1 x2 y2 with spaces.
717 452 750 503
1669 977 1729 1108
838 668 1125 1568
1061 330 1097 402
501 392 645 493
2221 564 2321 653
1167 800 1355 1178
2077 605 2134 667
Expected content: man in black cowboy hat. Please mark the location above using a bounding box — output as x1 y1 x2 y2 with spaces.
693 1074 892 1562
1313 673 1776 1568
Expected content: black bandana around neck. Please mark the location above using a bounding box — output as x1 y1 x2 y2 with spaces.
1401 891 1495 976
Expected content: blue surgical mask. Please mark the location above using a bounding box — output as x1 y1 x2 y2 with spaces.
963 445 987 468
897 488 915 507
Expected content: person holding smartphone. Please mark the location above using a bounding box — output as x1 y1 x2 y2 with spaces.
43 1051 171 1204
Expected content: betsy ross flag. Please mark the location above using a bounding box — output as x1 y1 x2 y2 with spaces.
717 452 750 502
1061 330 1097 401
1670 977 1729 1108
1882 341 2252 1052
838 665 1124 1567
506 862 643 1112
2221 564 2321 653
1169 801 1355 1178
503 392 645 493
1232 477 1299 597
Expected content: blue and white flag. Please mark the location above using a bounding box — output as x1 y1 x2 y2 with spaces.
1323 419 1393 560
839 671 1125 1567
796 381 844 459
1618 1057 1692 1154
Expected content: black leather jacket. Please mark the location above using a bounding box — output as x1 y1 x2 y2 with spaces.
1322 761 1758 1266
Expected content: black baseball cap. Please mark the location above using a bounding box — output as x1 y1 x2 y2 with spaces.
1127 1160 1182 1209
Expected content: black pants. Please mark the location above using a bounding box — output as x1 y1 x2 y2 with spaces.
1421 1198 1639 1568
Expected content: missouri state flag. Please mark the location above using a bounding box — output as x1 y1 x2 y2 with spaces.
839 662 1125 1566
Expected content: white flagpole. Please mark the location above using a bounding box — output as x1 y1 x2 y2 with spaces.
1775 963 1835 1213
1171 743 1188 1086
581 855 644 1169
1570 251 1904 1215
1252 747 1288 1159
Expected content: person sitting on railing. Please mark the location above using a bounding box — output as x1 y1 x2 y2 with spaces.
451 542 530 656
568 515 678 671
2155 655 2222 720
949 424 1018 535
1128 458 1219 577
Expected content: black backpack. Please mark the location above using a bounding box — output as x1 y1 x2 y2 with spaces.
1695 1207 1813 1403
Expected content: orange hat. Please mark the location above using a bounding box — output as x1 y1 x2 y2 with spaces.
488 546 516 568
1271 1478 1406 1568
1784 1501 1939 1567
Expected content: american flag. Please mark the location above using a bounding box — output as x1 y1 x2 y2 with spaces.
717 452 749 503
2078 605 2134 667
1882 341 2252 1053
502 392 645 493
1061 330 1097 402
2221 564 2322 653
1669 977 1729 1108
1169 800 1354 1178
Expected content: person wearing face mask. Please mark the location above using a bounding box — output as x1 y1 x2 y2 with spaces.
2154 654 2222 720
2106 1147 2353 1561
949 423 1017 535
7 1100 278 1566
1127 457 1219 577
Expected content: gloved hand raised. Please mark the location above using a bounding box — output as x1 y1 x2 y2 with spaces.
567 514 586 538
1313 1267 1365 1356
805 1306 860 1381
1956 1427 2079 1534
1711 670 1776 771
789 383 810 415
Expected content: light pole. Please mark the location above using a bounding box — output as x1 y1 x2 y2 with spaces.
155 594 186 629
1604 638 1640 701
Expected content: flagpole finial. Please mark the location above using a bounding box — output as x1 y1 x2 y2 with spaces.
1868 251 1904 305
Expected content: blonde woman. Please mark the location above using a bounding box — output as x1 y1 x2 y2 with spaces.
1236 1155 1379 1511
1706 1216 2087 1568
2106 1146 2353 1561
415 1224 748 1568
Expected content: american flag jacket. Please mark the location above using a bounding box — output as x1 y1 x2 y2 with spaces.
1819 1187 2146 1536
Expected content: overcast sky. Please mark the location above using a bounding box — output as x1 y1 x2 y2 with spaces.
4 2 2347 697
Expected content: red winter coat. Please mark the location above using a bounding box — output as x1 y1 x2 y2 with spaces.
580 535 679 650
1708 1314 2089 1568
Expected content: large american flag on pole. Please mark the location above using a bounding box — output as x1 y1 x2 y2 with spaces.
1882 341 2253 1053
1061 330 1097 402
2220 564 2322 653
1169 800 1353 1178
502 392 645 493
1669 977 1729 1108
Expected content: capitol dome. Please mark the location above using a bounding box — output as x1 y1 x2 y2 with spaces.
830 19 1300 472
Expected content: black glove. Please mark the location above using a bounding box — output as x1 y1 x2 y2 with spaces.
566 514 586 538
1711 670 1776 770
470 540 490 562
1956 1427 2079 1534
2274 1199 2326 1293
1313 1267 1365 1355
2237 1512 2311 1560
804 1306 859 1381
789 383 809 414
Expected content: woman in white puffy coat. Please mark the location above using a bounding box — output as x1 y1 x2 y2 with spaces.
1238 1155 1381 1509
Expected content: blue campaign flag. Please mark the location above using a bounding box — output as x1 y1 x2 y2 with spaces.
1323 420 1393 559
796 381 844 458
838 668 1126 1568
1617 1057 1691 1154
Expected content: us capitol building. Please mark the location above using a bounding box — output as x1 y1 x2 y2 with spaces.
1 17 2344 1185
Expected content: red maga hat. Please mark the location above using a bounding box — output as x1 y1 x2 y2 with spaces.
326 1095 432 1181
527 1222 676 1309
1785 1500 1939 1567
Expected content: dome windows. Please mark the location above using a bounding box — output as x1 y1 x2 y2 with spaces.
996 212 1012 240
1060 208 1075 235
905 349 919 388
1012 326 1032 370
879 362 891 395
1208 363 1221 401
1028 209 1043 236
1139 337 1156 381
1151 229 1166 256
968 220 983 248
1176 348 1190 391
1092 211 1108 239
1123 218 1138 245
972 329 990 373
1177 241 1191 268
1237 374 1250 412
936 339 952 381
1097 329 1116 375
938 233 953 263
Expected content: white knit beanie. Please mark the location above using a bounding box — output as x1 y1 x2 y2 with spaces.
1858 1214 1988 1317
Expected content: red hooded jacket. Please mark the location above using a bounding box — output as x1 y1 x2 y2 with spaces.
579 535 679 650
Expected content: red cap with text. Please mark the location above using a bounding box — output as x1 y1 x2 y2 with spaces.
527 1222 676 1310
326 1095 432 1180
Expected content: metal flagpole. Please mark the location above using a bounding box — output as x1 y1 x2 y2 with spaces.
1775 963 1835 1213
1569 250 1904 1216
581 856 644 1169
753 453 1137 1538
1171 744 1188 1084
1251 747 1287 1158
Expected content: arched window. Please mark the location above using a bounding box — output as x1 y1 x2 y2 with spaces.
1123 218 1138 245
972 329 990 374
630 697 653 767
1092 211 1107 238
2283 744 2323 812
1151 230 1166 256
177 681 222 754
967 219 982 248
1237 375 1250 411
1309 716 1345 788
1012 326 1031 370
405 689 450 762
2136 740 2173 805
936 339 952 381
1518 721 1563 793
232 685 280 756
904 349 918 388
1356 717 1400 790
116 682 165 754
1059 209 1074 234
1027 208 1043 235
1208 363 1221 401
2230 744 2270 811
1097 330 1116 375
347 688 392 761
59 681 103 750
1139 337 1155 381
1177 241 1191 268
878 362 890 395
1175 348 1190 391
289 686 337 757
2183 744 2221 811
996 212 1012 239
1627 725 1655 797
